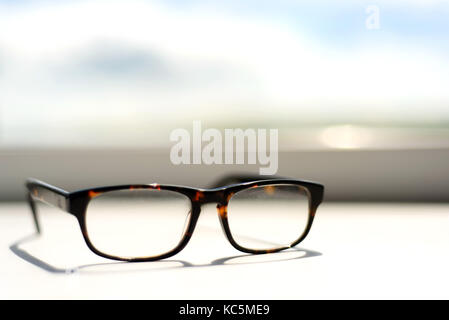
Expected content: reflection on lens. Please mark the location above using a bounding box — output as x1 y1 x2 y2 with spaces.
85 189 191 259
227 184 310 250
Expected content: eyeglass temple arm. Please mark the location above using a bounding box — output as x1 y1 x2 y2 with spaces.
209 173 286 188
26 178 70 234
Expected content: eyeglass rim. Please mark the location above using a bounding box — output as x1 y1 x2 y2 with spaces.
26 177 324 262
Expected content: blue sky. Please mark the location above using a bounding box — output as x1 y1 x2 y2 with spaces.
0 0 448 146
1 0 448 51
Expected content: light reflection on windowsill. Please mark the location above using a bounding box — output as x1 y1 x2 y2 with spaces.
281 126 449 151
1 125 449 151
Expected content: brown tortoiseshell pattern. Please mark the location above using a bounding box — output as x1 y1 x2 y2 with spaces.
26 175 324 262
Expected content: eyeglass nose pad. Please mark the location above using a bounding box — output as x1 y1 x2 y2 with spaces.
181 209 192 236
216 204 227 218
216 204 230 238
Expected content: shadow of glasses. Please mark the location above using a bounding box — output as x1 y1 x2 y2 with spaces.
10 233 322 275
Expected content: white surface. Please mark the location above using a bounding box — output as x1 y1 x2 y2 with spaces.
1 202 449 299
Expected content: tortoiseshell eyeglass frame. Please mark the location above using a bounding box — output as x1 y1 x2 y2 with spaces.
26 175 324 262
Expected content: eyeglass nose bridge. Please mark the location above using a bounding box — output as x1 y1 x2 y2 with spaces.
189 190 232 243
191 189 228 206
191 191 229 224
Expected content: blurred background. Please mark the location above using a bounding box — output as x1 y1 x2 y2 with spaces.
1 0 449 201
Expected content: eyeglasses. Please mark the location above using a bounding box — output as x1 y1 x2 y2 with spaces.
26 175 324 262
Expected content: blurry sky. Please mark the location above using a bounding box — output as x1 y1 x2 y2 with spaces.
0 0 448 147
